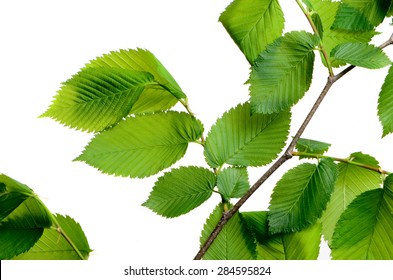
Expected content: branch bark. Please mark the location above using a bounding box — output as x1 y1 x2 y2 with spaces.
194 34 393 260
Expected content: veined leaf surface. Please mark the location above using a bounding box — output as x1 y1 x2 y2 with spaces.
0 197 52 259
331 174 393 259
332 0 391 31
219 0 284 64
204 103 290 168
331 43 391 69
76 111 203 178
242 211 321 260
143 167 215 218
321 152 382 243
296 138 331 157
378 64 393 137
308 0 376 67
268 158 338 234
217 167 250 200
13 215 91 260
41 68 155 132
200 203 255 260
250 31 319 114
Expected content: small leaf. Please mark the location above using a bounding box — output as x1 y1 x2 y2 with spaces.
0 197 52 259
378 64 393 137
200 203 255 260
143 167 215 218
321 152 382 243
331 43 391 69
311 13 324 39
331 174 393 259
76 112 203 178
332 0 391 31
308 0 377 67
249 31 319 114
242 211 321 260
204 103 291 168
217 167 250 200
219 0 284 64
41 68 155 132
268 158 338 234
13 214 91 260
296 138 331 156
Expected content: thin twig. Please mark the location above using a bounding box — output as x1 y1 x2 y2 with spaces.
194 33 393 260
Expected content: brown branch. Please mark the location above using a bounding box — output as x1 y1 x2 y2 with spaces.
193 34 393 260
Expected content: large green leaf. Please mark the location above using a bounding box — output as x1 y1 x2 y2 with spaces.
249 31 319 114
378 64 393 137
217 167 250 200
321 152 382 244
242 211 321 260
76 111 203 178
268 158 338 234
204 103 290 168
200 203 255 260
0 174 34 221
13 214 91 260
331 174 393 259
219 0 284 64
308 0 377 67
331 43 391 69
0 197 52 259
143 167 215 218
41 68 155 132
332 0 391 31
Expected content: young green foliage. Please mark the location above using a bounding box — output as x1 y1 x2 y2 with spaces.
331 43 391 69
219 0 284 64
321 153 382 243
268 158 338 234
331 174 393 259
296 138 331 157
217 167 250 201
143 167 216 218
204 103 291 168
76 112 203 178
242 211 321 260
378 64 393 136
249 31 319 114
200 203 255 260
0 174 91 260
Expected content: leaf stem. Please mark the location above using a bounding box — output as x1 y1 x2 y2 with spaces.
194 33 393 260
295 0 334 76
292 151 391 175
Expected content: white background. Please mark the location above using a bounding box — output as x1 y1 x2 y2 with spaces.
1 0 393 274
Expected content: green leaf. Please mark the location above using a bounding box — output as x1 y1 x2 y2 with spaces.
249 31 319 114
204 103 291 168
296 138 331 156
268 158 338 234
0 197 52 259
143 167 215 218
331 174 393 259
308 0 377 67
219 0 284 64
41 68 155 132
331 43 391 69
378 64 393 137
0 174 34 221
332 0 391 31
321 152 382 243
311 13 324 39
13 214 91 260
200 203 255 260
76 111 203 178
242 211 321 260
217 167 250 200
